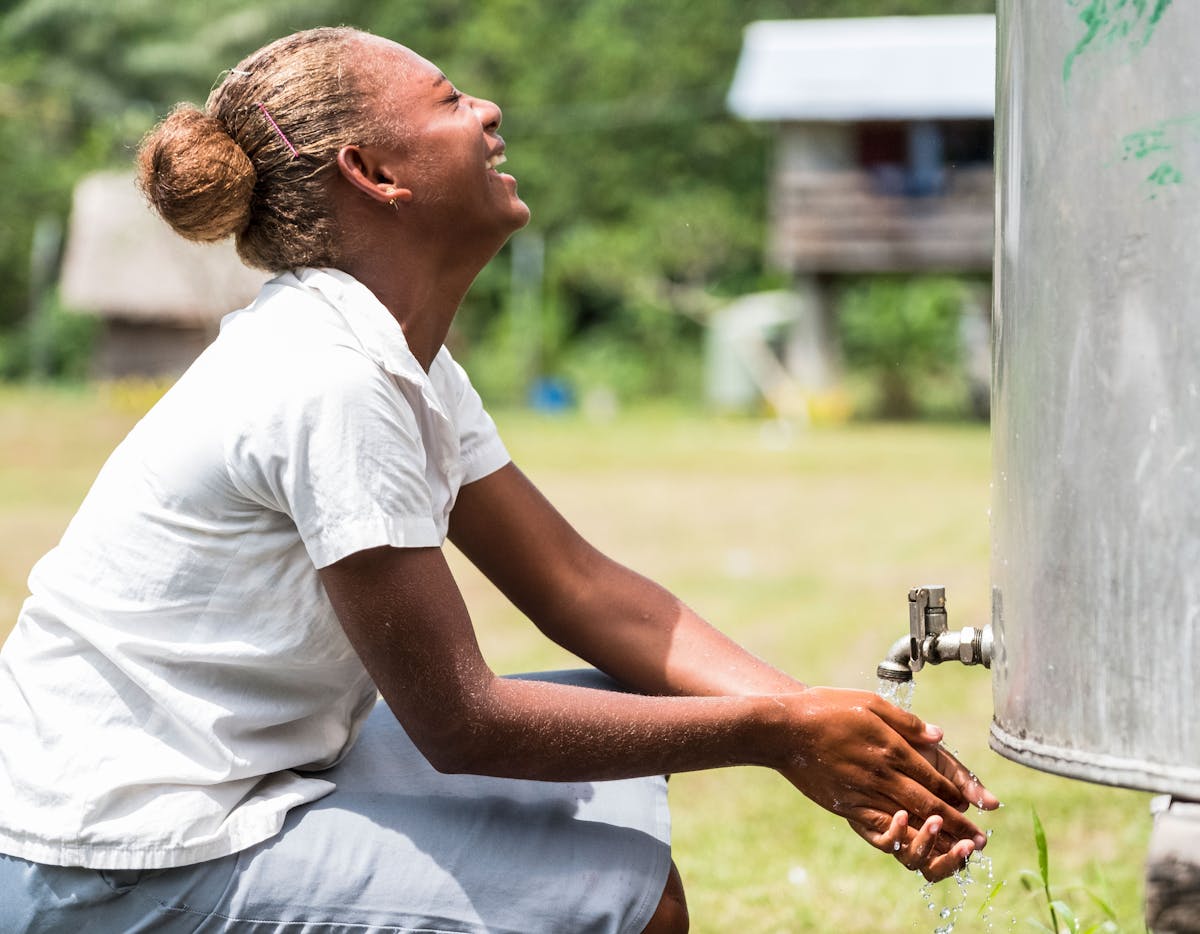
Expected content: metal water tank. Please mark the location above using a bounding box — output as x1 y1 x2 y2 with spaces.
990 0 1200 798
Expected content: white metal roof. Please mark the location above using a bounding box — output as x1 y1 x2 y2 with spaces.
727 15 995 122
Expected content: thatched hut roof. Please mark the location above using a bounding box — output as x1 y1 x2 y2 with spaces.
59 171 268 327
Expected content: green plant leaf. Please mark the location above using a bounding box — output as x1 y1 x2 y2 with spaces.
1019 869 1042 891
1050 899 1078 932
1085 890 1118 921
978 880 1005 917
1031 809 1060 931
1033 808 1050 887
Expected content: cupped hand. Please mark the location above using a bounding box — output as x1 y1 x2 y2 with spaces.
775 687 999 880
847 809 977 882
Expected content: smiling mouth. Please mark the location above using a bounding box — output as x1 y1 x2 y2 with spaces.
486 152 507 171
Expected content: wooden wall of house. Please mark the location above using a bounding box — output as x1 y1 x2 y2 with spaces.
770 121 994 275
92 319 216 380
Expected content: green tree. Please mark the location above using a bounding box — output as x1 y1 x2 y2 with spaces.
0 0 342 331
0 0 995 392
837 276 978 418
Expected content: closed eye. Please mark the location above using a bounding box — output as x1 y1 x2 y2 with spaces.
443 89 462 106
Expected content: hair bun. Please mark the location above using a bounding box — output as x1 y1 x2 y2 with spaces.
137 104 256 242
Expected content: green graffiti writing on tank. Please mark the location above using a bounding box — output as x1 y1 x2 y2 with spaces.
1120 114 1200 197
1063 0 1174 81
1122 128 1170 160
1146 163 1183 189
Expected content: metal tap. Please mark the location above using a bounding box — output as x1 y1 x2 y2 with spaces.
877 586 993 682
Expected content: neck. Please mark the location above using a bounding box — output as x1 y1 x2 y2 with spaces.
338 249 476 372
333 193 511 372
333 208 509 372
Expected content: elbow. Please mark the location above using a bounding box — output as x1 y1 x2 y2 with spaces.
420 732 484 775
403 707 495 776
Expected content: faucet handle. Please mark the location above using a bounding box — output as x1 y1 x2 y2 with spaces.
908 585 947 673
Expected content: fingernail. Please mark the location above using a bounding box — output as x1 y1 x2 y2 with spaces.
974 834 987 849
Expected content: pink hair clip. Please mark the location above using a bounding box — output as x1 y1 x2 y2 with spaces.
256 101 299 159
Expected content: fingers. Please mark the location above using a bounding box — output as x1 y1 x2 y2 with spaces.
865 770 987 850
847 810 976 882
851 810 938 868
892 752 971 813
861 701 970 810
924 745 1002 811
869 694 1001 814
846 808 953 859
869 695 943 745
880 765 985 842
874 722 1000 820
813 749 981 845
919 838 976 883
921 804 986 851
849 808 908 850
900 814 942 870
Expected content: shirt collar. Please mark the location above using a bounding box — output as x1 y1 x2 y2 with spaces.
272 267 455 422
282 267 451 382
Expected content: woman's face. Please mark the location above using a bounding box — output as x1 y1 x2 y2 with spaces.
359 39 531 239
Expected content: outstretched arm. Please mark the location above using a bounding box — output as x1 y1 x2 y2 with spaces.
320 462 996 882
446 462 803 699
446 463 1000 877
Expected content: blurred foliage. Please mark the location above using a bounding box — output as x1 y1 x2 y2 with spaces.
0 294 97 382
0 0 994 399
837 275 984 420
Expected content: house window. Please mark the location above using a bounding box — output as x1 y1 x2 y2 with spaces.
857 119 992 197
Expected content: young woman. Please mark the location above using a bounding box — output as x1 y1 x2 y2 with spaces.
0 27 997 933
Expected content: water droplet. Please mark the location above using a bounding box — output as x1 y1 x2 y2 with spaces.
894 841 901 851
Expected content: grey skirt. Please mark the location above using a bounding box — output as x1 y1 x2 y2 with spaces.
0 671 672 933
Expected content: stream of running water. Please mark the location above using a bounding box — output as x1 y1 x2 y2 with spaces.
876 678 1011 934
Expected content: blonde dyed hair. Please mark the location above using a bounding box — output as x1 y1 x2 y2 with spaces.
138 27 384 272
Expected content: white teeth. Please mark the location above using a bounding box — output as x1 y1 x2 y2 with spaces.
486 153 507 170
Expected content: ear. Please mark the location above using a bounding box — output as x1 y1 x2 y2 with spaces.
336 144 414 204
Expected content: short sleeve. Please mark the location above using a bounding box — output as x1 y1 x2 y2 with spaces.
226 348 442 568
445 357 511 485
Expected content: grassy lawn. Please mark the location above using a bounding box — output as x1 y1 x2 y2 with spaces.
0 386 1151 932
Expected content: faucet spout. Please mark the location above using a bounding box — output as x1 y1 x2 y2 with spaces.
877 635 915 682
876 586 992 683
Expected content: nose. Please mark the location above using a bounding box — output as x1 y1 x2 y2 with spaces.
473 96 502 133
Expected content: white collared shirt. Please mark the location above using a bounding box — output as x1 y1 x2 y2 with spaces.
0 268 510 869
